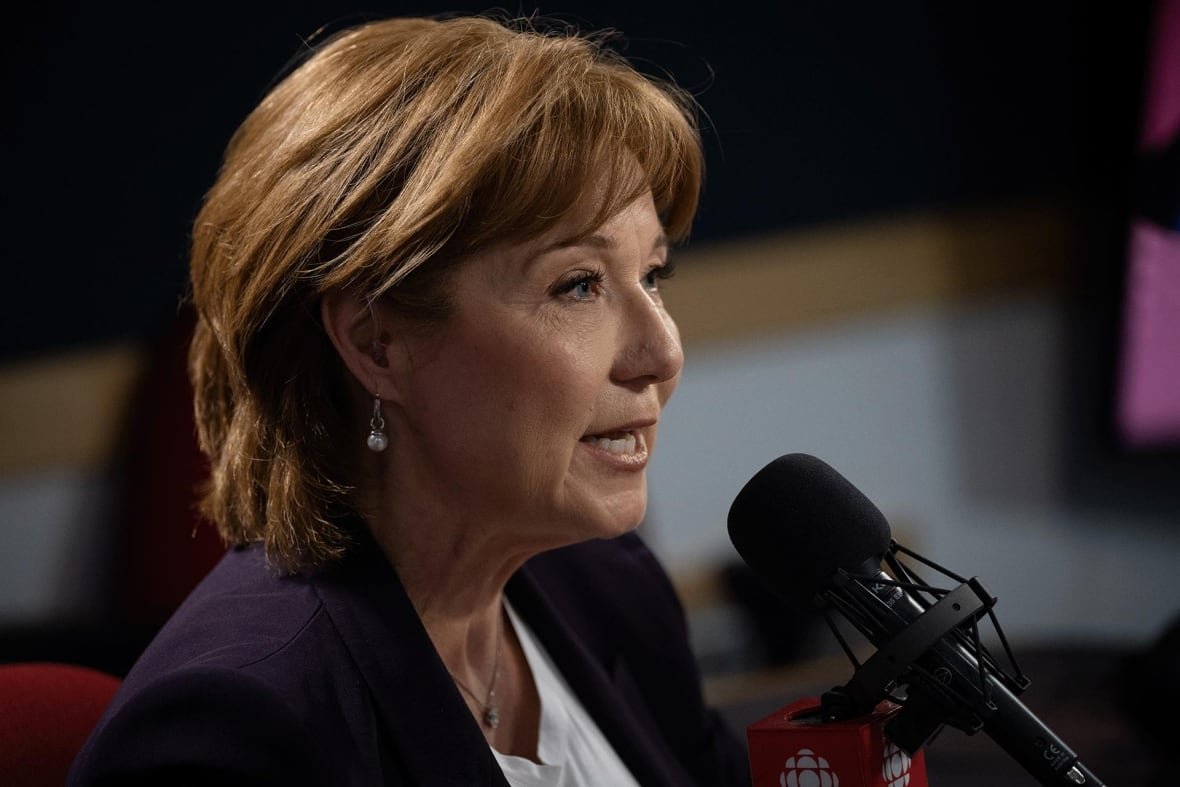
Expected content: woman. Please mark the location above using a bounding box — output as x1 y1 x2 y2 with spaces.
70 14 749 787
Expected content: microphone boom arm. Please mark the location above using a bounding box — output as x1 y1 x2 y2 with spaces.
814 539 1104 786
826 577 996 720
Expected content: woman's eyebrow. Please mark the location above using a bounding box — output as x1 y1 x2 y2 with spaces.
541 232 616 254
539 231 670 256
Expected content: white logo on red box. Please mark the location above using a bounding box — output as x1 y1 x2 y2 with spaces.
780 748 839 787
881 741 912 787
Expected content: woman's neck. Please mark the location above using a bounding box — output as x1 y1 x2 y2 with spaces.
368 513 543 759
353 447 548 757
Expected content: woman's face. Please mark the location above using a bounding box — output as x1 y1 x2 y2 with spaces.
389 191 683 548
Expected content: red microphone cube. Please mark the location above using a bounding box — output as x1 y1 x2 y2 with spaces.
747 697 929 787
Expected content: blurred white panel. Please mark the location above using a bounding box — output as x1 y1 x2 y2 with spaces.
0 469 114 623
647 293 1180 646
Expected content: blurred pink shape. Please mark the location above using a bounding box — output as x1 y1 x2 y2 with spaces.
1117 220 1180 446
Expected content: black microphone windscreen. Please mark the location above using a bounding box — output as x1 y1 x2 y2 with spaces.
727 454 892 602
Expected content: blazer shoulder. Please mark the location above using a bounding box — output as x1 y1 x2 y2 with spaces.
70 665 329 786
127 545 328 676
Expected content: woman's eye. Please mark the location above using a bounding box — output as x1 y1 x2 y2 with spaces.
553 271 605 300
571 278 596 299
642 259 676 292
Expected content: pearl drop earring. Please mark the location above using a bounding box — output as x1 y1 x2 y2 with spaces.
367 394 388 452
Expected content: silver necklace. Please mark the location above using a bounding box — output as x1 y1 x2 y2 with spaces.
450 615 504 729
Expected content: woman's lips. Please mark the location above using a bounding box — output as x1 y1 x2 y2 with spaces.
580 432 638 455
578 428 651 467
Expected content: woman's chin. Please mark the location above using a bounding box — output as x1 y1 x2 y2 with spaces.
579 494 648 541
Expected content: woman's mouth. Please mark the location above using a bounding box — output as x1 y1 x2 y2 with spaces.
581 431 639 455
578 420 655 469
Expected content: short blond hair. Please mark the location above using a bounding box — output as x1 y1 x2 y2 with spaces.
188 14 704 573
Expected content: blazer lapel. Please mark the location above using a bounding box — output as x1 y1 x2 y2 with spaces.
310 527 694 786
507 563 694 787
313 531 509 786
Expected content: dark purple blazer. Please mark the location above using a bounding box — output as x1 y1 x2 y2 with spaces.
69 528 750 786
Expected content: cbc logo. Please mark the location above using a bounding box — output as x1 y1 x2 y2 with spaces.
881 741 912 787
778 742 911 787
780 748 839 787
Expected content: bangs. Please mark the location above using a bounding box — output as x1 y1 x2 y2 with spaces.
288 17 702 299
459 38 703 253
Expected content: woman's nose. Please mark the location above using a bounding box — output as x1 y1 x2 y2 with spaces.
611 292 684 387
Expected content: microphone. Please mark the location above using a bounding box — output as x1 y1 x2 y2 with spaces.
728 453 1105 787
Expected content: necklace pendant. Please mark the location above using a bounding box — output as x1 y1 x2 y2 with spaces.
484 706 500 729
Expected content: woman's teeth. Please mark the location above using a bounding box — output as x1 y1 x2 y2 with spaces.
584 433 638 455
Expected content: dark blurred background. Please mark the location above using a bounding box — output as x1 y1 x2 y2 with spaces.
0 0 1151 357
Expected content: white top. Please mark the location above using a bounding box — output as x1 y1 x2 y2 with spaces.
492 602 641 787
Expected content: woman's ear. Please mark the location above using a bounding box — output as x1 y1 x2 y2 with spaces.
320 289 401 402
